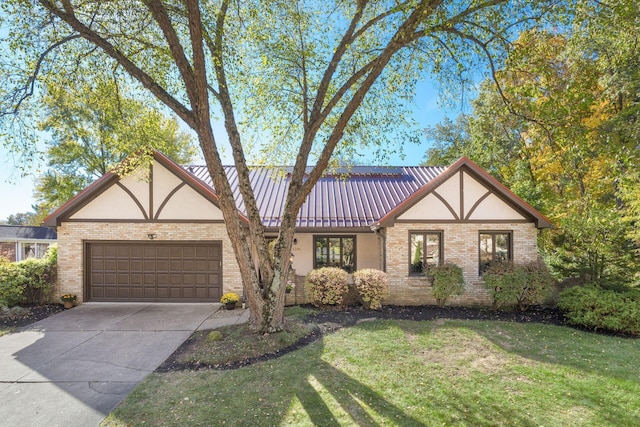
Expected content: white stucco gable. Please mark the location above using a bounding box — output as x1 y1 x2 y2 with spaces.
397 170 526 222
66 159 224 222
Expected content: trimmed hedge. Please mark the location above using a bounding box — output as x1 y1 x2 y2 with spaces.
483 261 554 311
427 263 464 307
305 267 349 307
353 269 389 310
0 245 57 306
558 285 640 335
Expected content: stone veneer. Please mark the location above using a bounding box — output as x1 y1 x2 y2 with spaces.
54 222 243 303
384 222 539 306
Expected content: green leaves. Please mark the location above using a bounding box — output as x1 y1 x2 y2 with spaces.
33 75 196 213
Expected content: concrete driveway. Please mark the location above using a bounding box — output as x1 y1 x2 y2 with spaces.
0 303 247 427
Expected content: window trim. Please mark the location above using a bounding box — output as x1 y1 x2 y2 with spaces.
313 235 357 273
408 230 444 276
478 230 513 274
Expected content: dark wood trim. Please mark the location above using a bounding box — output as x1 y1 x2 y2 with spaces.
312 235 357 273
395 219 531 224
116 182 149 220
459 170 464 219
407 229 444 276
149 163 154 219
478 230 513 274
44 173 119 226
154 182 187 220
376 157 552 229
84 239 223 244
61 218 226 224
432 190 459 220
464 190 492 220
265 227 374 233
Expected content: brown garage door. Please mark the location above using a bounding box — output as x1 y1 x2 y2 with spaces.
86 241 222 302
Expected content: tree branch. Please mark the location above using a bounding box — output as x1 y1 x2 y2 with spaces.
1 34 80 117
39 0 195 128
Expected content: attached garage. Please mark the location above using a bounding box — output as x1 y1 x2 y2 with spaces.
86 241 222 302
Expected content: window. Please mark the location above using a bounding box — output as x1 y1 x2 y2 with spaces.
409 232 442 274
20 242 50 261
314 236 355 273
479 232 512 273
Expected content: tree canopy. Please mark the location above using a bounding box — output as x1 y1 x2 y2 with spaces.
1 0 569 332
424 0 640 286
32 75 196 217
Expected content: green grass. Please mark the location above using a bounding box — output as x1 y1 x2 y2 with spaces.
103 319 640 426
0 327 12 337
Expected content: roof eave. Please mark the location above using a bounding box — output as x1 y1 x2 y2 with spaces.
375 156 552 229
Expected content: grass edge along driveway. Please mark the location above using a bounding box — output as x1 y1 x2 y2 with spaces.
103 318 640 427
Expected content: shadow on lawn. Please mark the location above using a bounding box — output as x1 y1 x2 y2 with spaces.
146 322 561 426
458 320 640 384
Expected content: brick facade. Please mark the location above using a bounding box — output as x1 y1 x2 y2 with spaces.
54 222 243 303
384 222 539 306
0 242 16 262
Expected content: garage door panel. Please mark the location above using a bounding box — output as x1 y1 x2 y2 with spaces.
104 246 118 257
157 260 169 272
87 241 222 302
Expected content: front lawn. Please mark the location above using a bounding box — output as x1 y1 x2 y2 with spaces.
103 317 640 426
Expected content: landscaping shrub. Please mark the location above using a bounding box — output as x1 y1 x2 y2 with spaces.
0 245 57 306
427 263 465 307
483 261 554 311
0 257 26 307
353 269 389 310
21 246 57 304
558 285 640 335
305 267 348 307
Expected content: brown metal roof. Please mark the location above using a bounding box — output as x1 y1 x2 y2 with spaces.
185 165 445 228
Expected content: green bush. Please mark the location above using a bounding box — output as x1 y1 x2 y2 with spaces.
305 267 349 307
483 261 554 311
558 285 640 335
353 269 389 310
0 245 57 306
427 263 464 307
0 257 26 307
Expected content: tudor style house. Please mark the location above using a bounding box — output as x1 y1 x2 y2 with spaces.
44 151 551 306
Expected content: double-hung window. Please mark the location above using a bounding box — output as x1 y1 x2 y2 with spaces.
314 236 355 273
479 231 512 273
409 231 443 275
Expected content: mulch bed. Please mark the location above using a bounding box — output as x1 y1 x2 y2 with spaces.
156 305 567 373
0 304 66 329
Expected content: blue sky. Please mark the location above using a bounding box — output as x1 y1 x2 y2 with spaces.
0 79 458 220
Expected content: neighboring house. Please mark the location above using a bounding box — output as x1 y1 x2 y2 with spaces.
44 151 551 305
0 225 57 262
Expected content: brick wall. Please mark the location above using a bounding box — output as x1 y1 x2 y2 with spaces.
384 222 539 306
0 242 16 262
55 222 242 303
